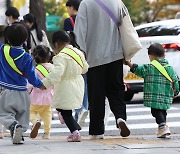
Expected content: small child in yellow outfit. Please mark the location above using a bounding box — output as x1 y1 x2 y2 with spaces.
28 45 54 139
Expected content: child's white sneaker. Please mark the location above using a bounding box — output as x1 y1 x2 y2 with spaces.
9 122 23 144
157 125 171 138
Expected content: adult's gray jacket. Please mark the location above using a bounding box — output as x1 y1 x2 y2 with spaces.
74 0 126 68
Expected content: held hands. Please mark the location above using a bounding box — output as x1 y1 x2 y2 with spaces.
123 59 133 68
40 84 46 90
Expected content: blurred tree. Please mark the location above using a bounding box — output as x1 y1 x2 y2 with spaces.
44 0 69 28
6 0 11 8
123 0 149 25
12 0 26 10
43 0 179 27
44 0 60 15
30 0 46 31
148 0 180 22
123 0 180 25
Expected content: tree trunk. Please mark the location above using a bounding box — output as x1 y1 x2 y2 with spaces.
30 0 46 31
6 0 11 8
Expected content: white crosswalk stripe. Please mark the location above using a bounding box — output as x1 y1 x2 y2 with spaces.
26 104 180 135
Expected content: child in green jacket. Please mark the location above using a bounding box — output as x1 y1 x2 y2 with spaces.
125 43 179 138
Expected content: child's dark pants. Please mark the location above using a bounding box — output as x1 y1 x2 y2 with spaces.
151 108 167 124
56 109 81 133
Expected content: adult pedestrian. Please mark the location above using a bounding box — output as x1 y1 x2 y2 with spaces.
64 0 89 127
23 13 52 53
74 0 130 139
64 0 81 31
4 7 31 52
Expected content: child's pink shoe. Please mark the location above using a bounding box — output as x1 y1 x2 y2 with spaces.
57 112 65 124
67 132 81 142
0 132 3 139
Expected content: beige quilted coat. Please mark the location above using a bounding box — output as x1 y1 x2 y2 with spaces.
43 45 89 110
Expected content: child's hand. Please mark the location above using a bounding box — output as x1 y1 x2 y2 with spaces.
40 85 46 90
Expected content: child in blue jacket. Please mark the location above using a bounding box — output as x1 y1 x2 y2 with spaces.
0 23 45 144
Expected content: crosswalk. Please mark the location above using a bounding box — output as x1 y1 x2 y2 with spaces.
25 104 180 136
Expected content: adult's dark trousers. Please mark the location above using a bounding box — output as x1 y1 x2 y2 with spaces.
87 59 126 135
56 109 81 133
151 108 167 124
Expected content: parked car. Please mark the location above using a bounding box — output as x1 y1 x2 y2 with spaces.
124 19 180 101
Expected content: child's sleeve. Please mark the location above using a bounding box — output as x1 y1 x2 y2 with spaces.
130 64 149 78
123 65 129 79
173 78 179 96
170 69 179 96
42 57 66 88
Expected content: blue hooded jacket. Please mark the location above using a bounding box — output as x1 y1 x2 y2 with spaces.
0 42 42 91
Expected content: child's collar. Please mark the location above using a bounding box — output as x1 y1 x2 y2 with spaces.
11 45 23 49
65 44 73 48
156 57 165 60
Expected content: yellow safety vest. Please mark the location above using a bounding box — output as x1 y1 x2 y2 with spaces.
36 64 49 77
60 48 84 68
151 60 172 83
3 45 25 76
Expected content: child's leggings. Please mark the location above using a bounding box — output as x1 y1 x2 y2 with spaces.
56 109 81 133
30 104 52 133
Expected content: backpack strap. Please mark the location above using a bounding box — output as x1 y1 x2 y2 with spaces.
36 64 49 77
69 17 75 27
95 0 120 27
60 47 83 68
3 45 25 76
30 32 37 46
151 60 172 83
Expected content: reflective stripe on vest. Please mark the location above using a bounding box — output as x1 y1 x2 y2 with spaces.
36 64 49 77
151 60 172 83
60 48 84 68
4 45 25 76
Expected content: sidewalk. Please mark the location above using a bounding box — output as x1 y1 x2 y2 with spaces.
1 134 180 154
